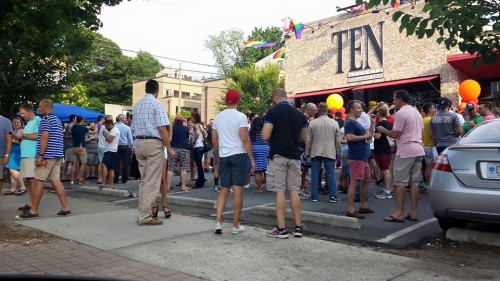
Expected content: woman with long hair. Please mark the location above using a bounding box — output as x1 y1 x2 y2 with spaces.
247 117 269 193
190 112 207 188
3 117 26 195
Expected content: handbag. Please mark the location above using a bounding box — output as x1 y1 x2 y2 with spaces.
200 125 212 153
386 135 395 147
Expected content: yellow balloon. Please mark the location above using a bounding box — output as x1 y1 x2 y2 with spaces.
326 94 343 109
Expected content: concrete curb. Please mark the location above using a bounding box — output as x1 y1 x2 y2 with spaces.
167 196 216 209
446 228 500 247
44 183 131 198
250 206 362 229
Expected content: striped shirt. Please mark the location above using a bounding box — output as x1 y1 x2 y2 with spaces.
37 113 64 159
131 94 170 138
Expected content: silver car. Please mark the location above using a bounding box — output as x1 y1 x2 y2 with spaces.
429 118 500 231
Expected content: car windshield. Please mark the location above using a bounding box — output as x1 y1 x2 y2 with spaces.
461 119 500 144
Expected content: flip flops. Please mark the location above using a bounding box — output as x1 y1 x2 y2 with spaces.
384 215 405 223
405 214 419 221
3 190 16 195
14 189 27 195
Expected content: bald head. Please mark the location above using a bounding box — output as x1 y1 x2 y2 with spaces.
305 103 318 118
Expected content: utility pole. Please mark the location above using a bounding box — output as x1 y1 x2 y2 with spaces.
177 63 182 114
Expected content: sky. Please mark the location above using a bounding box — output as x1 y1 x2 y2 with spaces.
98 0 354 78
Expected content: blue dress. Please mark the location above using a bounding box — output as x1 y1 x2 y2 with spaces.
5 131 21 171
247 133 270 172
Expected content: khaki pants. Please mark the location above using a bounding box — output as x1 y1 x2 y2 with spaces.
136 139 164 223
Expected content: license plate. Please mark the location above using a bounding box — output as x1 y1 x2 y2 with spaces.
486 163 500 179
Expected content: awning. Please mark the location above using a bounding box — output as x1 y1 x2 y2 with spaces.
289 86 352 99
352 75 439 91
447 53 500 80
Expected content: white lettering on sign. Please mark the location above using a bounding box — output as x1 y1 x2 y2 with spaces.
347 68 384 78
347 73 384 83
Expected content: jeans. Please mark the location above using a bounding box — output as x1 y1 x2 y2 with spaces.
311 156 337 200
193 147 206 187
114 145 131 183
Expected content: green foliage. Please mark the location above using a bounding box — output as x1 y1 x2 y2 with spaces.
0 0 126 115
358 0 500 63
179 110 192 120
204 27 284 76
217 64 284 115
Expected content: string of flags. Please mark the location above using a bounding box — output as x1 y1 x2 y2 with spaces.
243 41 278 49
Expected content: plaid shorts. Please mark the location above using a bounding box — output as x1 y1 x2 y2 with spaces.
167 148 190 172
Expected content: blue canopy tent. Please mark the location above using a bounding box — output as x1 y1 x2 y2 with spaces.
47 103 104 123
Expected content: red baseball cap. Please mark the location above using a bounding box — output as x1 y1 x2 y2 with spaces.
226 89 241 104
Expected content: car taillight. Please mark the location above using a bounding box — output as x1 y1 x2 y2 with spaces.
433 154 452 172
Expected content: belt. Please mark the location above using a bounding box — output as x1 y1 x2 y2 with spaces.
136 135 161 140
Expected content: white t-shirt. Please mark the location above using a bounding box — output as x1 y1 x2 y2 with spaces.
213 109 248 157
98 126 106 148
104 127 120 152
357 112 371 130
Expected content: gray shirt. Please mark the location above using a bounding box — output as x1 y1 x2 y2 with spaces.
430 110 460 147
0 116 13 157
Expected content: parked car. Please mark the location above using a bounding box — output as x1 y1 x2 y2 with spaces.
429 118 500 231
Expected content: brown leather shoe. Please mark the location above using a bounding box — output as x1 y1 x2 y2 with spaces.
139 218 163 226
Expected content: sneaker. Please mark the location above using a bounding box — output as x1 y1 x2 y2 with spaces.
329 196 340 203
214 185 220 192
55 210 72 216
243 184 251 189
375 190 393 199
231 225 245 234
18 204 30 211
311 199 318 202
139 218 163 226
266 226 289 239
293 225 303 238
215 222 222 234
16 212 39 220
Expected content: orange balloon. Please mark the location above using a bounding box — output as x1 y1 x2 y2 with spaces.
459 101 467 111
458 80 481 101
330 107 338 114
338 107 346 114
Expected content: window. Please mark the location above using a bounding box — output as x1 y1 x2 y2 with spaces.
181 107 199 113
163 89 170 98
192 93 201 100
173 90 179 98
182 91 190 99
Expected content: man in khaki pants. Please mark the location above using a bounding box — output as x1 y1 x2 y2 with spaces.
131 80 175 226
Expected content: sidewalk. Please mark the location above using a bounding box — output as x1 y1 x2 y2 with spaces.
0 190 204 281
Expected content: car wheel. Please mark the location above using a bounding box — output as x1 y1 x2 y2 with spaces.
436 216 468 231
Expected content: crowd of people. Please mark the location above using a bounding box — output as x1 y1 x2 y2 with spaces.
3 83 499 237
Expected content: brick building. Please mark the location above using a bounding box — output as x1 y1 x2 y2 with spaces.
285 2 500 109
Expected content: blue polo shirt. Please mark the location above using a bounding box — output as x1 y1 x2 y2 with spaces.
37 114 64 159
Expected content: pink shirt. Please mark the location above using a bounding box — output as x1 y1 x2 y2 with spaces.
484 113 496 121
393 105 425 158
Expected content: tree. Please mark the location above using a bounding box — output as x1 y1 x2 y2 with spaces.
204 27 284 76
358 0 499 63
0 0 125 115
217 64 284 114
77 34 164 110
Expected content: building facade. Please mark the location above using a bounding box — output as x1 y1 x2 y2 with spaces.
285 2 500 108
132 74 227 123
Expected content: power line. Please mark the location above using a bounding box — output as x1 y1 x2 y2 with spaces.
120 48 218 68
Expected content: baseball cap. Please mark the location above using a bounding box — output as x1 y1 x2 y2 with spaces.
438 97 451 109
465 102 477 110
225 89 241 104
176 115 185 122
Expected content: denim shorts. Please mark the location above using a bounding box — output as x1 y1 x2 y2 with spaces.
219 153 248 188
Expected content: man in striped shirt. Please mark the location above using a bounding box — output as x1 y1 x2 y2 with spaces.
16 99 71 219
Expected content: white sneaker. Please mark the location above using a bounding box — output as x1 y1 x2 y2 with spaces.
231 224 245 234
243 184 251 189
215 222 222 234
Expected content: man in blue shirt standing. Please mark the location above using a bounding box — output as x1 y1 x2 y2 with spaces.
17 99 70 219
114 114 134 184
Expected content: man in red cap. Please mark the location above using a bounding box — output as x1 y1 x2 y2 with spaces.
212 89 256 234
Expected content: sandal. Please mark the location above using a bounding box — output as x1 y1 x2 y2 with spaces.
358 207 375 214
405 214 418 221
384 215 405 223
152 204 159 218
162 206 172 218
14 189 28 195
3 190 16 195
346 210 365 219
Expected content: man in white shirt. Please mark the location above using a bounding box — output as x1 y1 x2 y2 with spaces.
213 89 255 234
100 120 120 190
